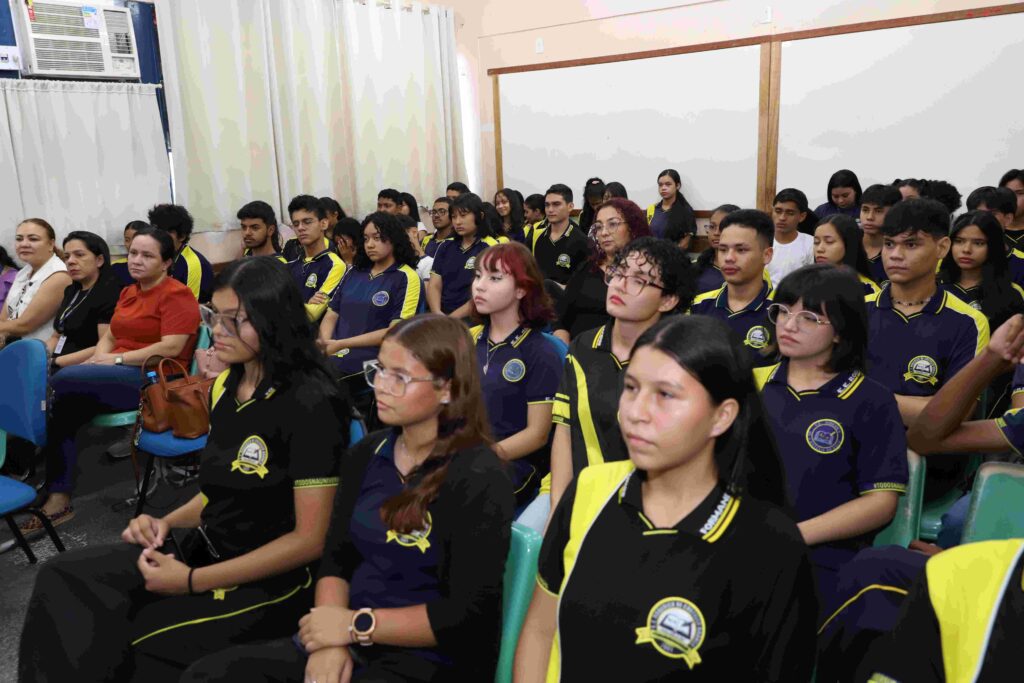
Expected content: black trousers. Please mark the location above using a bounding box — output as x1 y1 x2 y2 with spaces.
18 543 314 682
181 637 445 682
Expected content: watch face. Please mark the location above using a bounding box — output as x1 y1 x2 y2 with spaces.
354 612 374 633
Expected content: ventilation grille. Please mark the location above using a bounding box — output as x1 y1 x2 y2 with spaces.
33 38 105 72
30 2 100 39
104 9 134 56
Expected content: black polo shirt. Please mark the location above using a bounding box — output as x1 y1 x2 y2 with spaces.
556 266 608 339
318 429 514 679
52 271 121 360
198 368 347 560
552 324 629 477
865 287 988 398
538 463 818 681
688 282 776 367
531 221 590 285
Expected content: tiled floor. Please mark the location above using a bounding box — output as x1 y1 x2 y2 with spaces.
0 426 197 682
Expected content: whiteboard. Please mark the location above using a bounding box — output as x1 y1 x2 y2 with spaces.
777 13 1024 208
498 45 762 210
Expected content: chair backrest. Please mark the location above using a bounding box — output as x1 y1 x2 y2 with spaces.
873 449 925 548
189 325 213 375
541 332 569 361
0 339 49 452
496 522 544 683
348 417 365 447
961 462 1024 544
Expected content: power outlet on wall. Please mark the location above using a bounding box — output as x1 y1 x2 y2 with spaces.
534 37 544 54
760 6 772 24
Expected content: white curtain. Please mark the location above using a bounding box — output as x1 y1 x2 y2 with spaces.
0 80 170 254
155 0 466 231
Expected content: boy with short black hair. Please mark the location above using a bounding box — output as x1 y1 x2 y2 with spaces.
376 189 402 214
860 184 903 284
147 203 214 303
689 209 776 365
768 188 815 285
237 200 282 259
285 194 346 322
423 197 454 258
966 185 1019 238
999 169 1024 235
529 184 589 287
446 181 470 200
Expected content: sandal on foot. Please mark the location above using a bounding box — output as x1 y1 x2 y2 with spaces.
18 505 75 536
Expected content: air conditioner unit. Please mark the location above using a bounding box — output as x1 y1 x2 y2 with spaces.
13 0 141 80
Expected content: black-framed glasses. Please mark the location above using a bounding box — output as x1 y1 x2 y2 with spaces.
363 360 439 397
603 267 664 296
200 304 249 337
766 303 832 331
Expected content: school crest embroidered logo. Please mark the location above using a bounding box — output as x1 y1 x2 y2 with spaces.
304 273 318 289
386 512 432 553
372 290 390 307
231 436 270 479
556 253 571 269
502 359 526 383
744 325 770 349
806 419 845 455
904 355 939 385
465 256 477 270
635 597 706 668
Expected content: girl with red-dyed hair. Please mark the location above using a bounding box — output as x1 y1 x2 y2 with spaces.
470 241 563 507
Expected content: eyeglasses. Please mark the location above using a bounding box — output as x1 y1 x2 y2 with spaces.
427 209 449 217
200 304 249 337
291 217 320 229
603 267 664 296
363 359 439 397
766 303 832 331
590 219 627 236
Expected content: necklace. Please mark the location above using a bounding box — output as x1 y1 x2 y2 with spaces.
483 340 500 375
892 295 932 307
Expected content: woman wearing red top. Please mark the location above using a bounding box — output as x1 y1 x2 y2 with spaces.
28 227 200 531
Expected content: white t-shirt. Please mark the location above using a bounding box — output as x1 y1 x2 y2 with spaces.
767 232 814 287
5 253 69 342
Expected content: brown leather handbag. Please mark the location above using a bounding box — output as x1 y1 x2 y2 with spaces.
140 357 216 438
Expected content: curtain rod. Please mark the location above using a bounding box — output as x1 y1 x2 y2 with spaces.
357 0 435 14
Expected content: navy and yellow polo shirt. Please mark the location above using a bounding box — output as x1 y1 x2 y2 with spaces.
422 234 451 259
198 368 345 561
867 253 887 286
552 324 629 478
287 247 347 321
695 264 724 294
171 244 214 303
430 236 500 314
469 324 562 500
859 274 881 297
538 461 818 681
688 281 776 366
242 247 287 263
943 281 1024 314
755 360 907 570
530 221 589 285
327 263 421 379
110 257 133 287
283 236 335 263
865 286 989 397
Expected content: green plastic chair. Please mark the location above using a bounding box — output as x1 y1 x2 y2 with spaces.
874 450 925 548
960 462 1024 544
495 522 543 683
919 454 982 541
90 325 212 429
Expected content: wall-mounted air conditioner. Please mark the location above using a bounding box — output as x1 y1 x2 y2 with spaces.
12 0 140 80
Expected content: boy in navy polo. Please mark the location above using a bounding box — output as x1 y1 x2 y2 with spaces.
689 209 776 366
285 195 346 322
148 203 214 304
422 197 454 258
860 184 903 285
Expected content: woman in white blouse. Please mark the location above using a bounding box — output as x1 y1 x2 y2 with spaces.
0 219 71 346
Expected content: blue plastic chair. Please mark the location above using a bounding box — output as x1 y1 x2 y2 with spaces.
961 462 1024 544
873 450 925 548
541 332 569 360
0 340 66 563
91 325 213 430
495 523 543 683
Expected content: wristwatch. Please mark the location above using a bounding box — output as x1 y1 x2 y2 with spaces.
114 355 124 366
349 608 376 646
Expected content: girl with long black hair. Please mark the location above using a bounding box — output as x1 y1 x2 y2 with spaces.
516 315 817 681
813 214 881 295
814 169 862 219
20 257 350 681
646 169 697 246
694 203 739 294
577 177 606 232
494 187 527 243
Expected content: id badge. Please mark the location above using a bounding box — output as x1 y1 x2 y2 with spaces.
54 335 67 354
